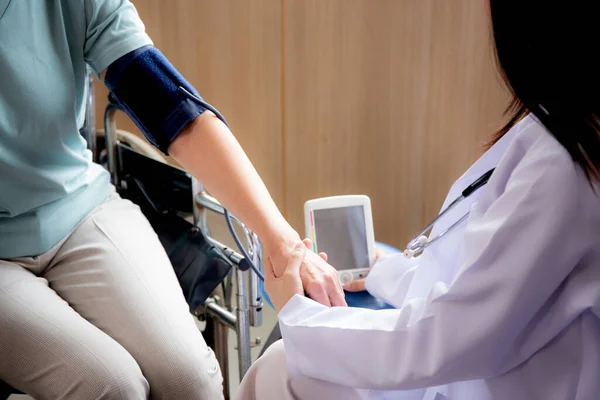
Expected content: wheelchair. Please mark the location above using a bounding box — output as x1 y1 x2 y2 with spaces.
101 95 265 400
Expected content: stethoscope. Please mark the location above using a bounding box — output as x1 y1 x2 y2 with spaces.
404 168 495 258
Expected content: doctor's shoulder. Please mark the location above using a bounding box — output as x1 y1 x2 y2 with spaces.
493 117 600 221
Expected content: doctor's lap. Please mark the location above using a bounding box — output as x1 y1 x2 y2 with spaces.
236 340 378 400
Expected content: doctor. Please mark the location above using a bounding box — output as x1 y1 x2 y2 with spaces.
236 1 600 399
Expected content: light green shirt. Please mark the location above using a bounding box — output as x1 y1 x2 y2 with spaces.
0 0 152 257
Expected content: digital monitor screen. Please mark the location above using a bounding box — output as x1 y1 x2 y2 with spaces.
313 205 369 271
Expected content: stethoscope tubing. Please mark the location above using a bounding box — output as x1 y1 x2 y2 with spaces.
404 168 494 258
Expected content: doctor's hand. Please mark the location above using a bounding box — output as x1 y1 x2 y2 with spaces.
265 243 307 312
266 239 346 308
298 240 347 307
341 247 384 292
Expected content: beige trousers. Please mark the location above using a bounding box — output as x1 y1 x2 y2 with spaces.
0 195 223 400
235 340 368 400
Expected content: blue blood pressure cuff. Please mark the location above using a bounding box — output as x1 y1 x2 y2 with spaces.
105 46 207 155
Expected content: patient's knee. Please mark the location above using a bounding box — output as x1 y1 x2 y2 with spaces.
71 355 149 400
147 346 223 400
93 372 149 400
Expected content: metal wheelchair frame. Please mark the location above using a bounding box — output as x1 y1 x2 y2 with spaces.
102 106 264 400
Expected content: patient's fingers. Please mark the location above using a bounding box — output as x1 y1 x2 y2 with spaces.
318 252 328 262
343 278 366 292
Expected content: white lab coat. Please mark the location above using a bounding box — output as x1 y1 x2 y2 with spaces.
236 115 600 400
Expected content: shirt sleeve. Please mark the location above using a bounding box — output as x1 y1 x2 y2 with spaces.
278 135 591 390
83 0 153 75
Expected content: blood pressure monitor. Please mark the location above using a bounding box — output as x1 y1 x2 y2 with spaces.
304 195 376 285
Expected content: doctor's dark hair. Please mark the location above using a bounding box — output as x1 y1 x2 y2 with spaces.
489 0 600 181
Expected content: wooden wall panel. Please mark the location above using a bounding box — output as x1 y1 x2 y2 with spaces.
94 0 284 206
283 0 509 247
94 0 509 250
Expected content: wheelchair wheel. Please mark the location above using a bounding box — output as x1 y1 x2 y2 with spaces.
202 315 216 350
259 323 281 358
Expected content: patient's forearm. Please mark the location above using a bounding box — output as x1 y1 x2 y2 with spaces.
169 111 300 264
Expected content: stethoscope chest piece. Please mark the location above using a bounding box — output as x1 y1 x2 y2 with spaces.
403 235 429 258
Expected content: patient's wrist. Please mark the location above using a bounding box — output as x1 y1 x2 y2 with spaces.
262 225 302 275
